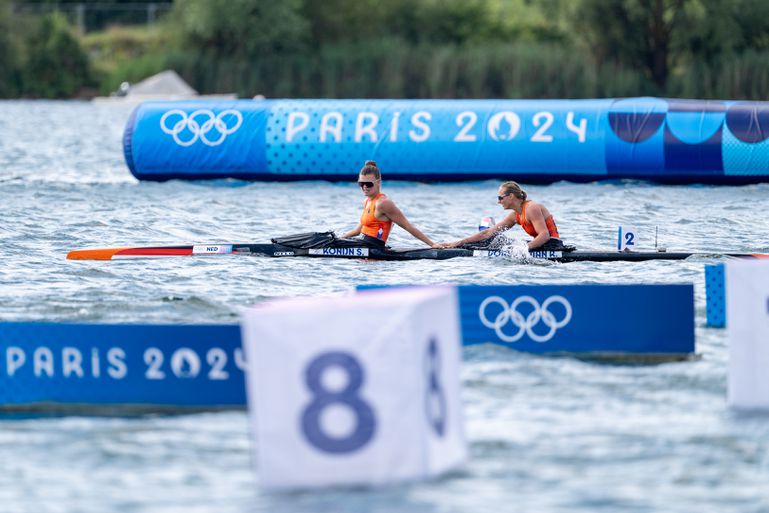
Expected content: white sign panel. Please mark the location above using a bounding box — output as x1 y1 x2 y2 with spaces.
617 225 638 251
726 259 769 410
241 286 466 489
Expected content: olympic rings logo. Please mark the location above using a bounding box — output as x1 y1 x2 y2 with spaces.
159 109 243 147
478 295 572 343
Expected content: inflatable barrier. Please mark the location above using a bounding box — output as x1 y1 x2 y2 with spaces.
124 97 769 184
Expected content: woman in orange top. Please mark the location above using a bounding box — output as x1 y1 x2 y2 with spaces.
438 181 563 251
342 161 437 248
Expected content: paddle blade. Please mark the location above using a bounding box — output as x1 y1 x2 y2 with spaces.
67 248 128 260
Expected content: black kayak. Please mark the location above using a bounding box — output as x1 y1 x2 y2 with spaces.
67 231 767 262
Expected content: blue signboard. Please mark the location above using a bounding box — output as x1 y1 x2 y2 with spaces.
1 283 694 411
0 323 245 411
124 98 769 184
457 284 694 354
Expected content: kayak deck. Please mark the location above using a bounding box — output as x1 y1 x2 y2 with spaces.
67 243 767 262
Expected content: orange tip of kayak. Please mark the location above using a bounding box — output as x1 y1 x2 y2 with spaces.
67 248 127 260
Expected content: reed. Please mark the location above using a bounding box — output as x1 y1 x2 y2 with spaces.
166 40 655 99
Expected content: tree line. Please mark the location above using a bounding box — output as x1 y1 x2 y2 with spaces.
1 0 769 99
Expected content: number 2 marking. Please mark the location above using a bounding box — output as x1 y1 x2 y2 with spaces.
207 348 229 380
144 348 165 379
625 232 635 246
454 111 478 142
531 112 554 142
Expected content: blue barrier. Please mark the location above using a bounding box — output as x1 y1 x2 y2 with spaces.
457 284 694 355
1 284 694 411
0 323 245 412
125 98 769 184
705 264 726 328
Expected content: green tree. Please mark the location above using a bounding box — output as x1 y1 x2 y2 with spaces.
404 0 494 44
171 0 308 58
678 0 769 62
23 12 93 97
574 0 769 94
300 0 516 46
0 0 23 97
733 0 769 51
575 0 692 91
300 0 391 45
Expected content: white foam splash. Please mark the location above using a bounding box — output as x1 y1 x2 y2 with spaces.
488 235 535 261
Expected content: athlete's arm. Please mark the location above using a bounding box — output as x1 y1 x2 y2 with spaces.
378 199 436 247
342 223 362 238
438 213 517 248
525 203 551 250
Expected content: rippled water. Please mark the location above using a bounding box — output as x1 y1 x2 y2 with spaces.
1 101 769 513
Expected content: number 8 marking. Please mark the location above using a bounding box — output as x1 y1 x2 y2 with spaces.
300 351 376 454
424 337 447 437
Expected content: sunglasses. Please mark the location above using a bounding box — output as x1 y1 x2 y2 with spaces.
358 181 376 188
497 193 511 201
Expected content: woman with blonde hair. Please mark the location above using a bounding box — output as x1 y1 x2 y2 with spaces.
438 181 565 251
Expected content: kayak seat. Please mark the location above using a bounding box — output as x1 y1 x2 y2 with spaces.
271 231 389 250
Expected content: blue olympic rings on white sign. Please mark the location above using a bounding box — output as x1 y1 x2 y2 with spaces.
160 109 243 147
478 295 572 343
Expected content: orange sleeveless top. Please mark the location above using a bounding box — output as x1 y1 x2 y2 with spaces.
360 193 392 242
515 201 560 238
